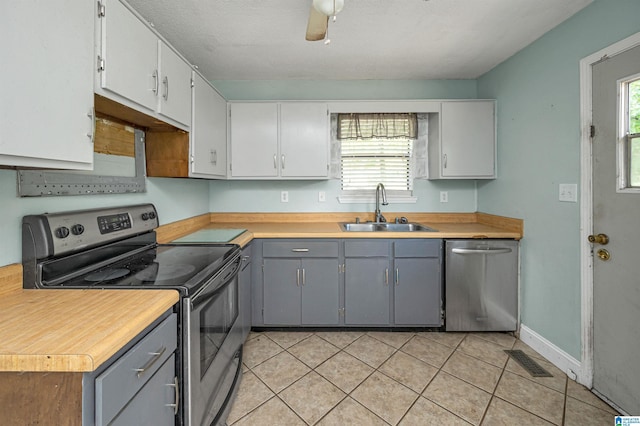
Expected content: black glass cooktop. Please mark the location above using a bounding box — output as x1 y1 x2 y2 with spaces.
40 243 240 295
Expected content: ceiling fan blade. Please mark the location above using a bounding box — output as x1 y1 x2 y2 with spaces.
305 6 328 41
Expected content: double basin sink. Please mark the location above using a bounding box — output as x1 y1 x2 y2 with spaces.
341 222 437 232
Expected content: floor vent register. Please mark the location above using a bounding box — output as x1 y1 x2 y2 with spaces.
504 349 553 377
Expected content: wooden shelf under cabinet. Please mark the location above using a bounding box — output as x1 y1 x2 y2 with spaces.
145 131 190 177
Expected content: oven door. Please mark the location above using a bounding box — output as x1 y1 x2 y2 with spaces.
184 264 243 426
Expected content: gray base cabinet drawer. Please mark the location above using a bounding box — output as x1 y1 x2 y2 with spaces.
95 313 177 425
344 240 389 257
394 240 441 258
263 241 339 258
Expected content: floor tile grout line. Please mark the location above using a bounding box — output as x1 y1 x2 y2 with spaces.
561 374 568 426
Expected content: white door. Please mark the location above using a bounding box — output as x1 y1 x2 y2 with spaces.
100 0 158 112
591 44 640 415
280 103 329 178
157 42 192 127
229 103 279 178
191 73 227 178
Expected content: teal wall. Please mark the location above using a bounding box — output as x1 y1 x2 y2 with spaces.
477 0 640 359
0 170 209 266
209 79 480 214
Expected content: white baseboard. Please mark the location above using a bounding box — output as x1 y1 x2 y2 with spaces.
519 324 586 385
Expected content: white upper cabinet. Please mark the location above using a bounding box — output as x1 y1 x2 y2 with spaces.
229 102 329 179
429 100 496 179
0 1 94 169
191 73 227 178
97 0 191 129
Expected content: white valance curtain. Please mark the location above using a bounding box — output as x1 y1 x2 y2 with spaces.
337 113 418 140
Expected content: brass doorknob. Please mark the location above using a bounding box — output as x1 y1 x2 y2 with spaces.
588 233 609 245
597 249 611 261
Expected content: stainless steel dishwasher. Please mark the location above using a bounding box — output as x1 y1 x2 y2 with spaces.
445 239 519 331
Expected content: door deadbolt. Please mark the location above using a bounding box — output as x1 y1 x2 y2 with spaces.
597 249 611 261
588 233 609 245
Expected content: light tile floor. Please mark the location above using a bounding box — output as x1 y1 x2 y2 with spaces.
227 331 619 425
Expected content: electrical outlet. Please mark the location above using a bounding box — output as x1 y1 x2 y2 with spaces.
318 191 326 202
559 184 577 202
440 191 448 203
281 191 289 203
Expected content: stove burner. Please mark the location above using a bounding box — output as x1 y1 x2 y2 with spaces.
84 268 130 282
135 263 197 282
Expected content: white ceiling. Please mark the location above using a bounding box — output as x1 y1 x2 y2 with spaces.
125 0 593 81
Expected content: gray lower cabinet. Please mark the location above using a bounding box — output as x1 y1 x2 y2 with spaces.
255 238 442 328
344 241 391 325
91 311 178 425
261 240 340 326
393 240 443 326
239 244 252 341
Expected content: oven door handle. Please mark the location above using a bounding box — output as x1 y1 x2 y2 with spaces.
191 255 241 308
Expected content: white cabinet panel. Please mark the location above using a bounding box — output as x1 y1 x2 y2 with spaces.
191 73 227 178
157 42 192 127
99 0 158 112
280 103 329 178
0 0 94 169
230 103 279 177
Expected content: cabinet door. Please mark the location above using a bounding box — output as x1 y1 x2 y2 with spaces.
280 103 329 178
301 259 340 325
263 259 300 325
191 73 227 177
0 0 94 169
344 258 390 325
394 258 441 326
108 355 176 426
99 0 158 112
157 42 192 126
230 103 279 177
440 101 495 178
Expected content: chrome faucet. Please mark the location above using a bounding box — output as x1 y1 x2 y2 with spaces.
374 183 388 223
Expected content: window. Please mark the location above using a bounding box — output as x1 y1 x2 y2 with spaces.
338 113 417 197
620 75 640 189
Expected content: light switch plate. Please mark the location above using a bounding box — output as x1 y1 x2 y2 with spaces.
318 191 326 202
559 184 577 202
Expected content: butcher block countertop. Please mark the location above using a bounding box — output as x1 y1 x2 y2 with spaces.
0 264 179 372
156 212 523 246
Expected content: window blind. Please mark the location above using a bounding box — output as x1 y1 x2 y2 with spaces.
338 114 416 193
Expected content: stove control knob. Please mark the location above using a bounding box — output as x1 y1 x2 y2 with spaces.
148 211 156 220
141 213 149 221
71 224 85 235
55 226 70 239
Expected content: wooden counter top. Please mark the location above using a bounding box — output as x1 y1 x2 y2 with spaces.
157 212 523 246
0 264 179 372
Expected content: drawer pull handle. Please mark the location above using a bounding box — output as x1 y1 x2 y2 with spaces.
166 376 179 415
134 347 166 378
291 248 309 252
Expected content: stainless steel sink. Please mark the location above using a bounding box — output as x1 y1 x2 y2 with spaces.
341 222 437 232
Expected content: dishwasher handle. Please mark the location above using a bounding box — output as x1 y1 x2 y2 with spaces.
451 247 513 255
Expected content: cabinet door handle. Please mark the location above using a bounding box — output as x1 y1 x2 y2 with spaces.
302 268 305 286
443 154 448 169
166 376 179 415
210 149 217 165
133 347 166 378
152 69 159 95
296 268 300 287
87 107 96 142
273 154 277 169
281 154 285 169
395 268 399 286
163 76 169 100
291 248 309 252
384 268 389 286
